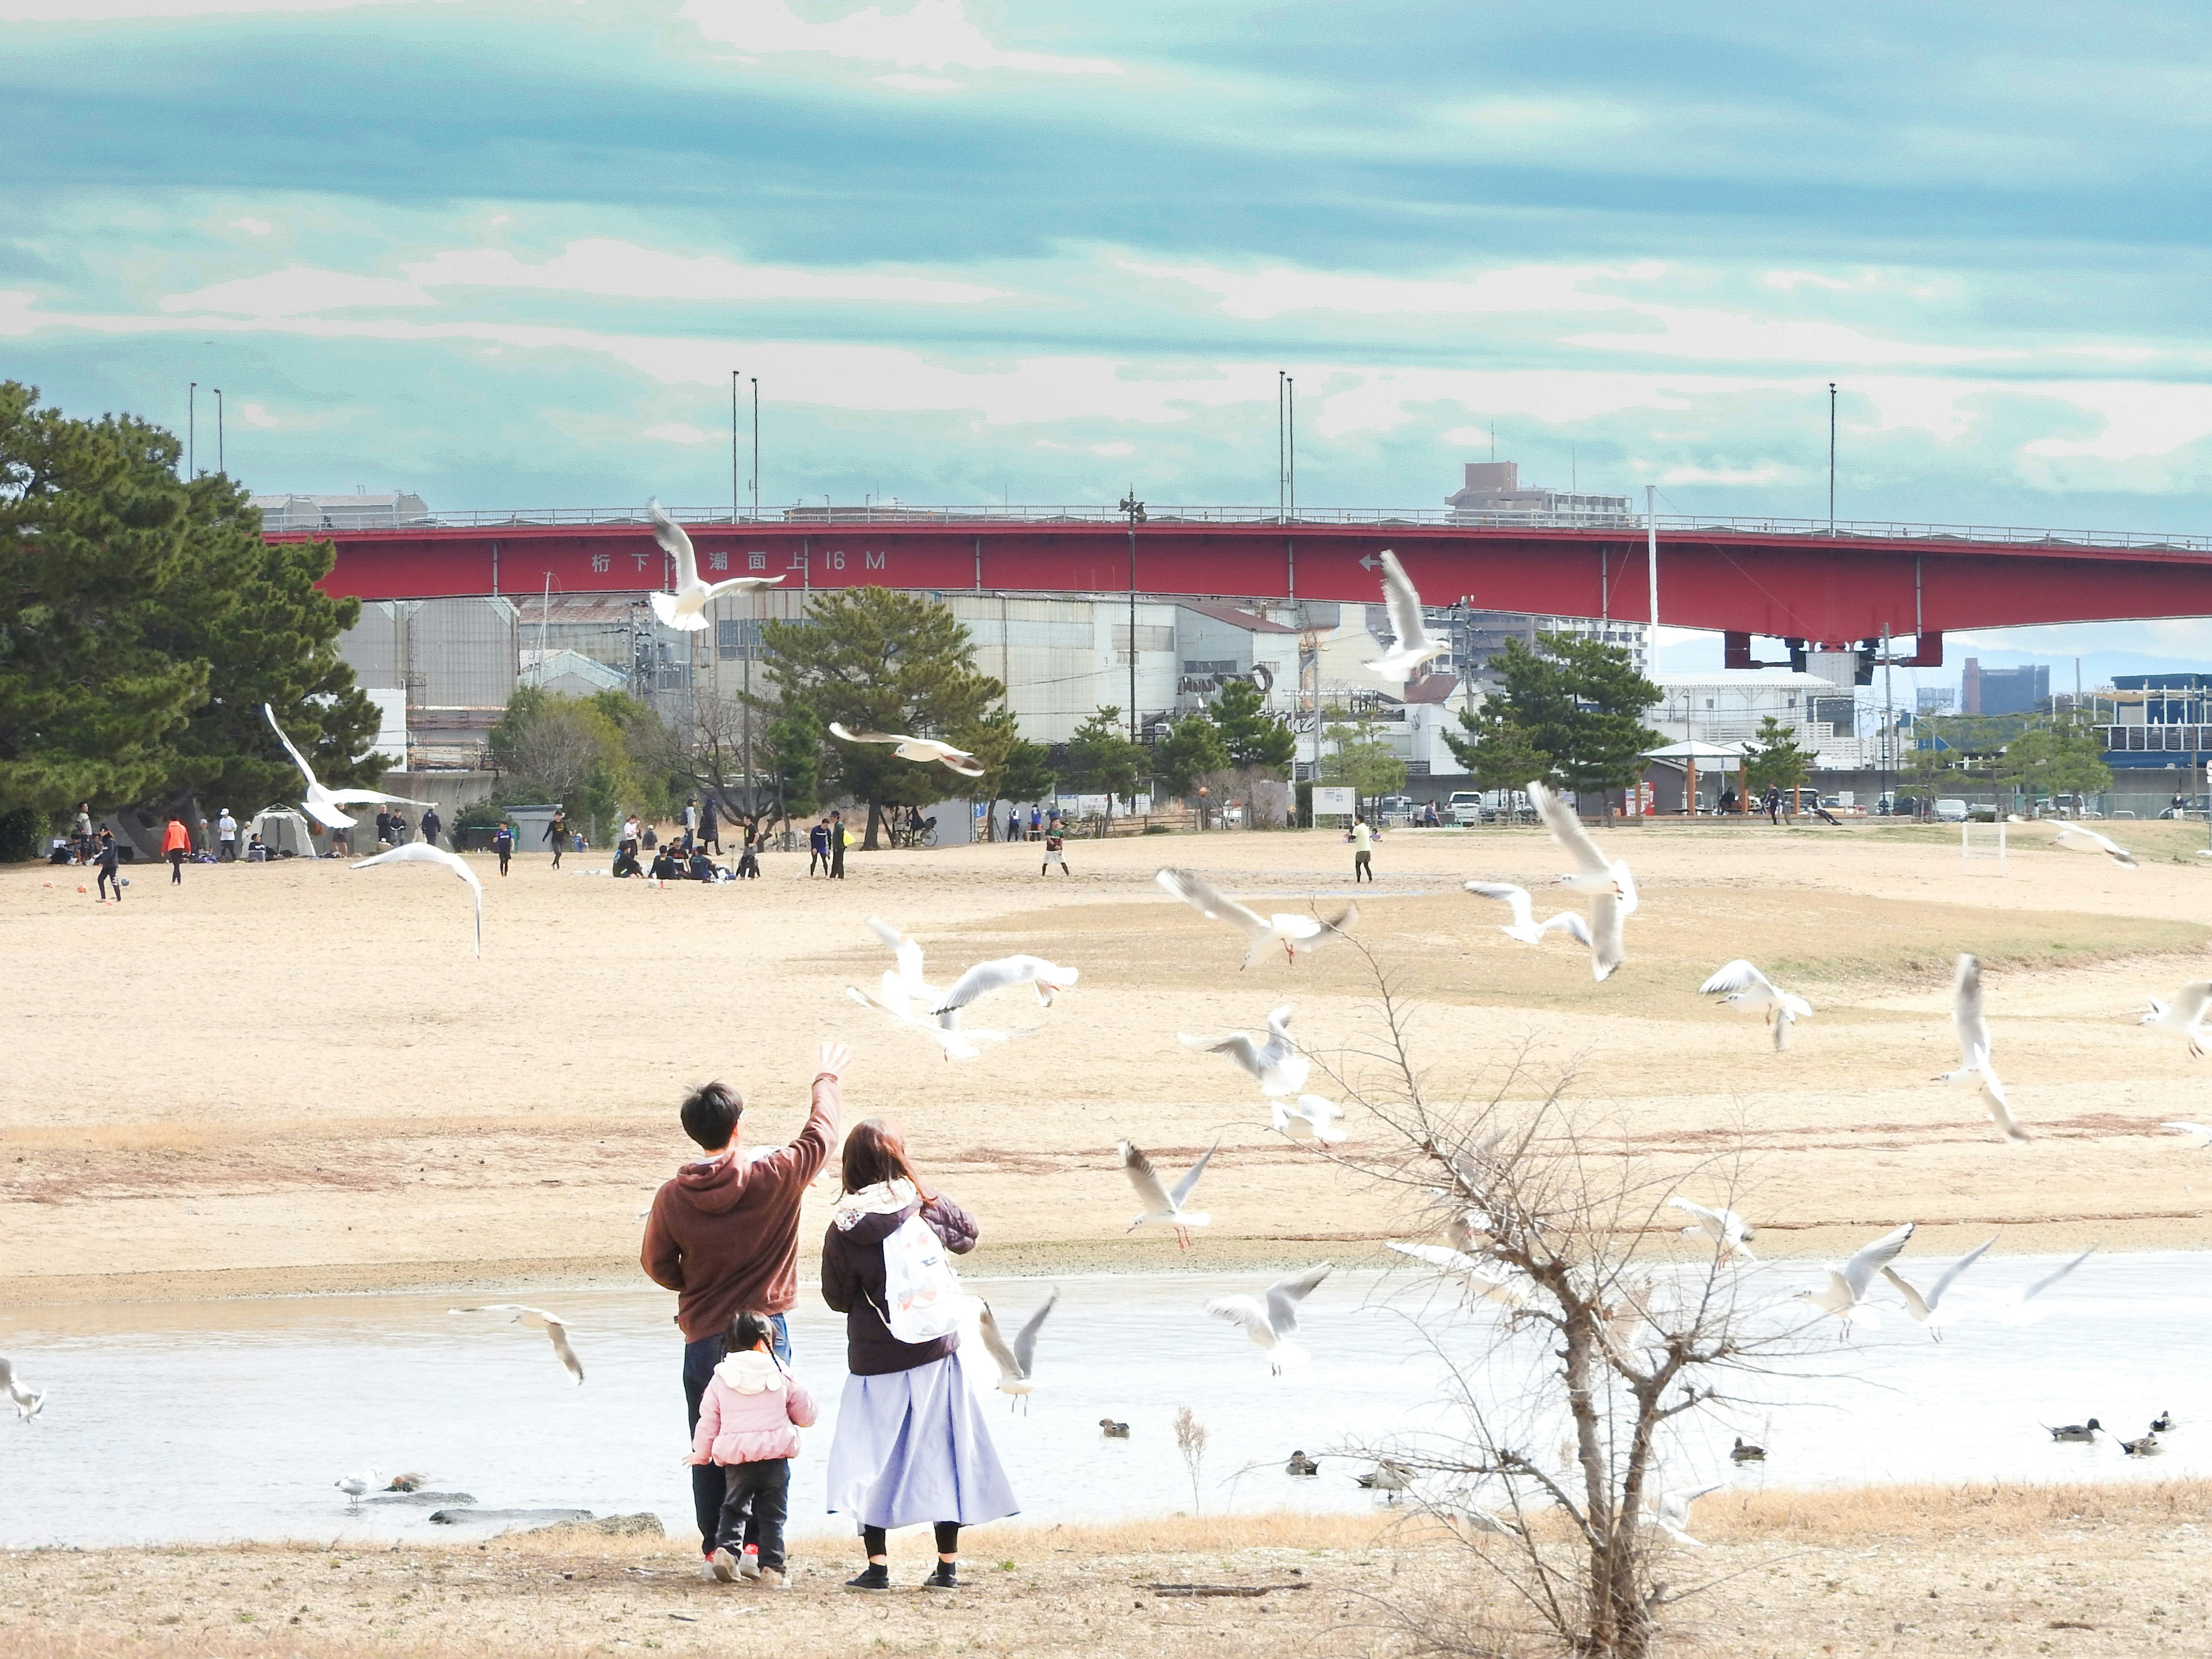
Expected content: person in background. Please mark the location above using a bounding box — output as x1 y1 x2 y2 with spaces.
736 825 761 880
808 818 830 877
73 802 93 863
96 828 123 903
643 821 659 852
1040 829 1069 877
328 824 351 857
622 815 641 859
700 796 721 855
829 811 847 880
245 833 268 863
492 820 514 877
374 809 393 847
1028 805 1041 840
161 815 191 884
1764 785 1783 825
1005 808 1019 844
682 796 699 845
216 808 238 861
613 839 643 878
544 808 569 869
1350 813 1375 884
419 805 442 848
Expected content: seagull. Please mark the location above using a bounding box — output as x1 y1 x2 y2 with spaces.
2050 824 2136 868
1155 868 1357 967
2161 1121 2212 1147
335 1468 381 1509
1668 1197 1758 1263
2045 1418 2101 1442
1698 960 1813 1050
1793 1222 1915 1336
1385 1241 1529 1309
1650 1483 1725 1548
1362 551 1448 682
2141 984 2212 1058
932 955 1080 1020
1463 881 1593 948
1454 1504 1522 1536
1206 1263 1331 1374
975 1293 1056 1413
449 1304 585 1383
1354 1457 1415 1495
866 916 941 1002
645 499 786 631
1118 1139 1214 1249
1286 1450 1320 1476
827 721 986 778
264 703 432 831
1527 781 1634 980
0 1357 46 1422
1982 1246 2095 1326
1880 1235 1996 1341
1940 954 2027 1142
846 982 1011 1060
1271 1095 1347 1145
1179 1003 1311 1096
1729 1438 1766 1464
352 843 483 956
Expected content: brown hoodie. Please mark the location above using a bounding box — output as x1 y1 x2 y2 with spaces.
642 1074 840 1339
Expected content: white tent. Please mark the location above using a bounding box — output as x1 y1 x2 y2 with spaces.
248 804 318 858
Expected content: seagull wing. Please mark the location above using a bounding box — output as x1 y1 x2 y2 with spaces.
1011 1292 1057 1375
543 1317 585 1384
1205 1295 1275 1344
1529 779 1611 876
1982 1070 2028 1142
2173 983 2212 1027
647 498 699 588
1667 1197 1726 1237
351 841 482 896
2161 1120 2212 1141
1465 881 1536 930
1544 910 1593 944
1118 1141 1177 1216
1264 1262 1332 1336
263 703 322 791
865 916 928 991
1924 1235 1997 1311
1156 868 1272 943
1170 1142 1218 1209
1880 1265 1932 1322
1180 1031 1264 1073
1588 891 1624 982
974 1302 1023 1380
700 575 787 601
935 956 1040 1013
1952 954 1991 1068
1841 1222 1916 1300
2020 1245 2094 1303
1375 550 1433 656
829 722 906 748
1388 1240 1482 1273
1700 959 1772 997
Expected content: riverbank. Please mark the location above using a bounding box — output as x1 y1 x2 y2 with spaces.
3 1484 2204 1658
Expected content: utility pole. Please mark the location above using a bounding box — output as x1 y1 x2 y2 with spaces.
1286 377 1296 520
1882 627 1893 811
1828 381 1837 534
1121 490 1146 743
214 388 224 476
731 370 741 521
1645 483 1659 654
751 377 760 521
187 382 196 477
1277 371 1286 523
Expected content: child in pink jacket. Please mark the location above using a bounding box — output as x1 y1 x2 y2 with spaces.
685 1310 819 1586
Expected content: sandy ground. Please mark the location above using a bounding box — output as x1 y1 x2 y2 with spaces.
3 1486 2208 1658
7 816 2212 1304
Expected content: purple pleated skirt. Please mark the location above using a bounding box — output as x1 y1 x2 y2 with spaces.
825 1350 1019 1531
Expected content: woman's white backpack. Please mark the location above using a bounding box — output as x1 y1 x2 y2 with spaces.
881 1213 975 1343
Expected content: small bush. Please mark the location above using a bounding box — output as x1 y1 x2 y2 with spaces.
0 808 45 863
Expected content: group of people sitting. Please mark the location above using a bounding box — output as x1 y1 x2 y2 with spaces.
612 806 766 883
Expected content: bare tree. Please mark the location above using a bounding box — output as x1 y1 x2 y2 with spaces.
661 689 770 822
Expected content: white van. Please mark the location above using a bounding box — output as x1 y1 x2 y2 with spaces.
1448 791 1484 826
1934 798 1968 823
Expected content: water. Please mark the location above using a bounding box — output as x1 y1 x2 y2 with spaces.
1 1252 2206 1548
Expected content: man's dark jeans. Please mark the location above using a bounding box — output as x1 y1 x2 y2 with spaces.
683 1314 790 1552
715 1457 791 1570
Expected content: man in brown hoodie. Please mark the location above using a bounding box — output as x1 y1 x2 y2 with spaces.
643 1040 846 1574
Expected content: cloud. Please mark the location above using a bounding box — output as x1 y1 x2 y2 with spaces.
1121 257 1654 321
229 216 272 236
2020 382 2212 461
237 400 281 427
158 266 433 316
676 0 1119 77
1567 306 2002 369
644 421 715 444
1660 463 1791 486
0 0 431 16
875 72 960 92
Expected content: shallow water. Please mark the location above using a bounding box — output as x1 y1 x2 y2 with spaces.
1 1251 2206 1548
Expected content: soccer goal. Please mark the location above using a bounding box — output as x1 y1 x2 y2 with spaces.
1960 817 2008 872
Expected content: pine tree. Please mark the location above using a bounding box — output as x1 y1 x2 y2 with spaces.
1741 715 1815 801
1156 709 1229 798
1067 705 1144 821
1446 636 1658 814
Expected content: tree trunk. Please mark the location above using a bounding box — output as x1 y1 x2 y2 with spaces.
863 799 884 850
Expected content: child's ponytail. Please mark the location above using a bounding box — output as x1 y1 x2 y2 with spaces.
722 1309 776 1359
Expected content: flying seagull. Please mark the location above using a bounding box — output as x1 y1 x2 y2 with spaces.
827 721 986 777
1650 1483 1726 1548
1271 1094 1347 1145
2141 983 2212 1058
845 980 1010 1061
1206 1263 1331 1374
264 703 432 831
1363 551 1448 682
449 1304 585 1383
645 499 785 631
1179 1003 1312 1096
1463 881 1592 948
1156 868 1357 967
1940 954 2027 1142
2050 823 2136 868
1699 960 1813 1050
933 955 1080 1019
1880 1235 1996 1341
974 1293 1056 1413
0 1356 45 1422
1118 1139 1215 1249
1982 1245 2096 1327
352 843 483 956
1385 1241 1529 1309
1528 780 1634 980
1668 1196 1758 1263
2161 1120 2212 1147
1794 1222 1915 1336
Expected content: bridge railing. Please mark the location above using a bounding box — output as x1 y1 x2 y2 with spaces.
318 503 2212 553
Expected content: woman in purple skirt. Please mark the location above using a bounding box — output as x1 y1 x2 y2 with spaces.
820 1119 1016 1592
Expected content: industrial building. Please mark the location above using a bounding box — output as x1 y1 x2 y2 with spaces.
1961 657 2050 715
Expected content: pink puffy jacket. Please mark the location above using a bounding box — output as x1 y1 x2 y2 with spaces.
690 1349 819 1465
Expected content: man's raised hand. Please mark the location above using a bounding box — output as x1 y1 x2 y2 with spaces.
819 1041 853 1081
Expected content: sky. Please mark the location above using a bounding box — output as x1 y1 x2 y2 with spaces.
7 0 2212 690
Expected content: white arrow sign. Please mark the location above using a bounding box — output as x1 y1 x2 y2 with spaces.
1357 554 1384 571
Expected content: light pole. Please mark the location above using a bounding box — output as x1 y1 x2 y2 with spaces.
213 388 224 476
187 382 196 477
730 370 742 522
1285 376 1296 520
1828 381 1837 533
751 377 760 521
1120 489 1146 743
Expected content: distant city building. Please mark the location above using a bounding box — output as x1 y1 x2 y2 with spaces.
252 491 431 532
1960 657 2048 715
1453 609 1652 683
1916 686 1957 714
1445 461 1633 526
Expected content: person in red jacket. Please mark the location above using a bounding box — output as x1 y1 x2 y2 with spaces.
642 1041 846 1579
161 816 192 884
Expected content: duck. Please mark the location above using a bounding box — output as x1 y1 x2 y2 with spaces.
2121 1432 2162 1457
2045 1418 2101 1442
1729 1438 1766 1464
2152 1410 2175 1433
1098 1418 1130 1439
1286 1450 1320 1476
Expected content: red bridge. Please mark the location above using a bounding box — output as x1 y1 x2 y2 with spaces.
279 505 2212 666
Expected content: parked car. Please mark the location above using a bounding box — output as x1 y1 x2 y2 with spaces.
1934 798 1969 822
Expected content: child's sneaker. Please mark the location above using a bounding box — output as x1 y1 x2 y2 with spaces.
757 1568 790 1590
699 1554 720 1583
737 1546 762 1582
709 1548 738 1582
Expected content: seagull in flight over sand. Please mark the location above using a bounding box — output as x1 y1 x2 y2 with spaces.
1385 1241 1529 1309
1463 881 1592 948
449 1304 585 1383
1363 551 1448 682
645 499 785 631
1179 1003 1312 1096
1155 868 1357 967
1940 954 2027 1142
932 955 1080 1020
1794 1222 1915 1337
0 1357 46 1422
1206 1263 1331 1374
847 918 1011 1059
2050 823 2137 868
1650 1483 1726 1548
827 722 986 777
1271 1095 1347 1145
2161 1120 2212 1147
2141 984 2212 1058
264 703 432 831
1528 780 1634 980
1668 1197 1758 1263
353 843 483 956
1118 1139 1215 1249
975 1293 1056 1413
1699 960 1812 1050
1880 1235 1995 1341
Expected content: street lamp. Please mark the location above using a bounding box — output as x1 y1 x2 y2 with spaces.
1121 490 1146 743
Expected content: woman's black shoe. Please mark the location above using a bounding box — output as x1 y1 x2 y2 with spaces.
845 1564 891 1592
922 1563 959 1591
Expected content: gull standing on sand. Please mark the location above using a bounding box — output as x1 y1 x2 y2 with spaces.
1271 1095 1347 1145
0 1356 46 1421
1118 1139 1215 1249
1699 960 1813 1050
1363 551 1449 682
1650 1483 1726 1548
449 1305 585 1383
1794 1222 1916 1336
1206 1263 1332 1374
1155 868 1357 967
827 721 986 777
1528 780 1635 981
352 843 483 956
2141 984 2212 1058
975 1294 1056 1412
1940 954 2028 1142
1463 881 1592 948
645 499 785 630
264 703 433 831
1179 1003 1312 1096
1880 1236 1995 1340
932 955 1080 1020
1669 1196 1758 1263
